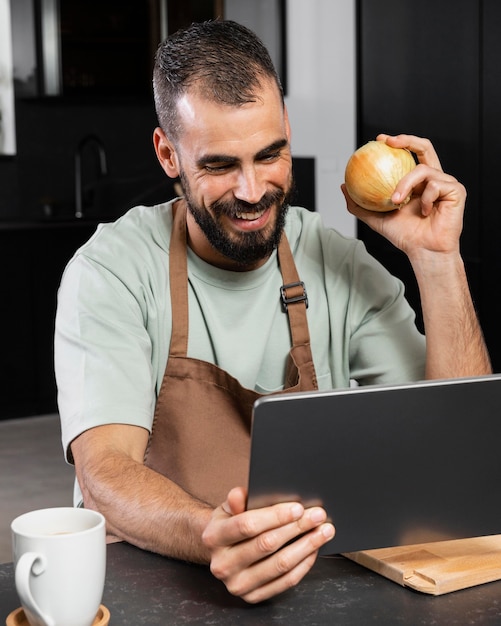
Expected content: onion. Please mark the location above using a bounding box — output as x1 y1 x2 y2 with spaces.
344 140 416 212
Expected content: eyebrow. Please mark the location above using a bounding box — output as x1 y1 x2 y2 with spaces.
196 138 288 168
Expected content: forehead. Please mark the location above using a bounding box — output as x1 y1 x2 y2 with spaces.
174 81 287 160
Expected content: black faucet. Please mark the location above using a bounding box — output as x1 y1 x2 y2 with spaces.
74 134 108 218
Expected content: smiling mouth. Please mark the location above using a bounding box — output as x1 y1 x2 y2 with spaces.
235 208 267 220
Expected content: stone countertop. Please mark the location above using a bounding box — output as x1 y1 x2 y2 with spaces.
2 541 501 625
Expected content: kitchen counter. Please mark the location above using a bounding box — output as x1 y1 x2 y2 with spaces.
2 541 501 625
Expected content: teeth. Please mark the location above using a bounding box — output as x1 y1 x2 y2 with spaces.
235 209 265 220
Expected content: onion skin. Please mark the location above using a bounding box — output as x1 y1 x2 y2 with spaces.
344 141 417 212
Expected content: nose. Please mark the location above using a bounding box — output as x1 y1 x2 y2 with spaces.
233 165 266 205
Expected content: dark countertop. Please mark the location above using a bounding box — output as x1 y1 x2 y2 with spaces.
2 542 501 625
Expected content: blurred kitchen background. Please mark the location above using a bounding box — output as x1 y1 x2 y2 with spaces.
1 0 500 426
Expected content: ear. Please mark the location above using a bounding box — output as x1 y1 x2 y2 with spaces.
284 104 292 142
153 127 180 178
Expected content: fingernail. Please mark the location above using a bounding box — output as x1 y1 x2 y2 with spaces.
322 524 335 539
310 508 326 523
291 503 303 519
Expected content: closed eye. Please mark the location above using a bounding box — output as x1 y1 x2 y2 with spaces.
255 138 288 163
204 162 234 174
258 151 281 162
197 154 237 174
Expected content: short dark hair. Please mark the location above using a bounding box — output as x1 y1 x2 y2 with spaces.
153 20 284 141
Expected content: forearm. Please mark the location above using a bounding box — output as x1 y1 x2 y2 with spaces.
75 445 213 564
411 250 491 379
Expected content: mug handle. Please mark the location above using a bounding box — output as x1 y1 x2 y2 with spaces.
15 552 55 626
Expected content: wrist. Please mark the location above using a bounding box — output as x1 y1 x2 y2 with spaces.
409 248 464 282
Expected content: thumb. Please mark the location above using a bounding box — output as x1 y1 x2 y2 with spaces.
222 486 248 516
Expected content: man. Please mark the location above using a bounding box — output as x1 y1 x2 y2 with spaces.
54 20 491 604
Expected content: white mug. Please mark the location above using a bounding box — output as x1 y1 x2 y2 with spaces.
11 507 106 626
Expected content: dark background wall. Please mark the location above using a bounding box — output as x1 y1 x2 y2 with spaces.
0 98 172 222
357 0 501 371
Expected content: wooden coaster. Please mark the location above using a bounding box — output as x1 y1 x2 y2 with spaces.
6 604 110 626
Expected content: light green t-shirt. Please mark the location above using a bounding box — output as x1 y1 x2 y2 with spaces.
55 201 425 465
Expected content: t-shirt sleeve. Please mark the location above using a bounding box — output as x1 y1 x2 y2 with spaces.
346 240 426 385
55 253 156 463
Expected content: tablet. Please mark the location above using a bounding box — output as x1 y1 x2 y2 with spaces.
247 375 501 555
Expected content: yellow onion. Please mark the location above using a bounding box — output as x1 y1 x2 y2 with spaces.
344 140 416 212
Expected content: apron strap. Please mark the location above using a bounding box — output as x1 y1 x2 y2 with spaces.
168 202 190 357
277 235 311 349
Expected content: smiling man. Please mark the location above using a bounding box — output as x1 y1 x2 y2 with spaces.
153 60 294 270
55 20 491 604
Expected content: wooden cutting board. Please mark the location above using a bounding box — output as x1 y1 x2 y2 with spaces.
343 535 501 595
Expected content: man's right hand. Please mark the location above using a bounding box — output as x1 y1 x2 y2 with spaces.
202 486 335 604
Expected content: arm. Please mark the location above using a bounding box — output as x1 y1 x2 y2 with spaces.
343 134 491 379
71 423 334 604
71 424 213 562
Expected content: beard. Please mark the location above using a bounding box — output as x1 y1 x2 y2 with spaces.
179 170 294 268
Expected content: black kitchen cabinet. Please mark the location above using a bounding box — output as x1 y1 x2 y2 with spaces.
357 0 501 370
0 223 98 420
24 1 224 99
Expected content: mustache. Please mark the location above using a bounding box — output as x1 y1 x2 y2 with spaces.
210 189 286 218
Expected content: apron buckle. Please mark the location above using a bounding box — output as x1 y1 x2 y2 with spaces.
280 281 309 312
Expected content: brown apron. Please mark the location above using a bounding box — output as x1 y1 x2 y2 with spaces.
144 202 318 506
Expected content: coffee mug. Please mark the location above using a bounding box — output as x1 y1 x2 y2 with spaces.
11 507 106 626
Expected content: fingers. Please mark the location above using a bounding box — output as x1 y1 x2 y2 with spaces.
240 550 318 604
202 494 335 604
202 492 325 552
391 165 464 217
343 134 445 218
225 505 333 569
224 521 333 603
372 135 465 218
343 157 462 220
376 133 442 170
222 486 247 516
